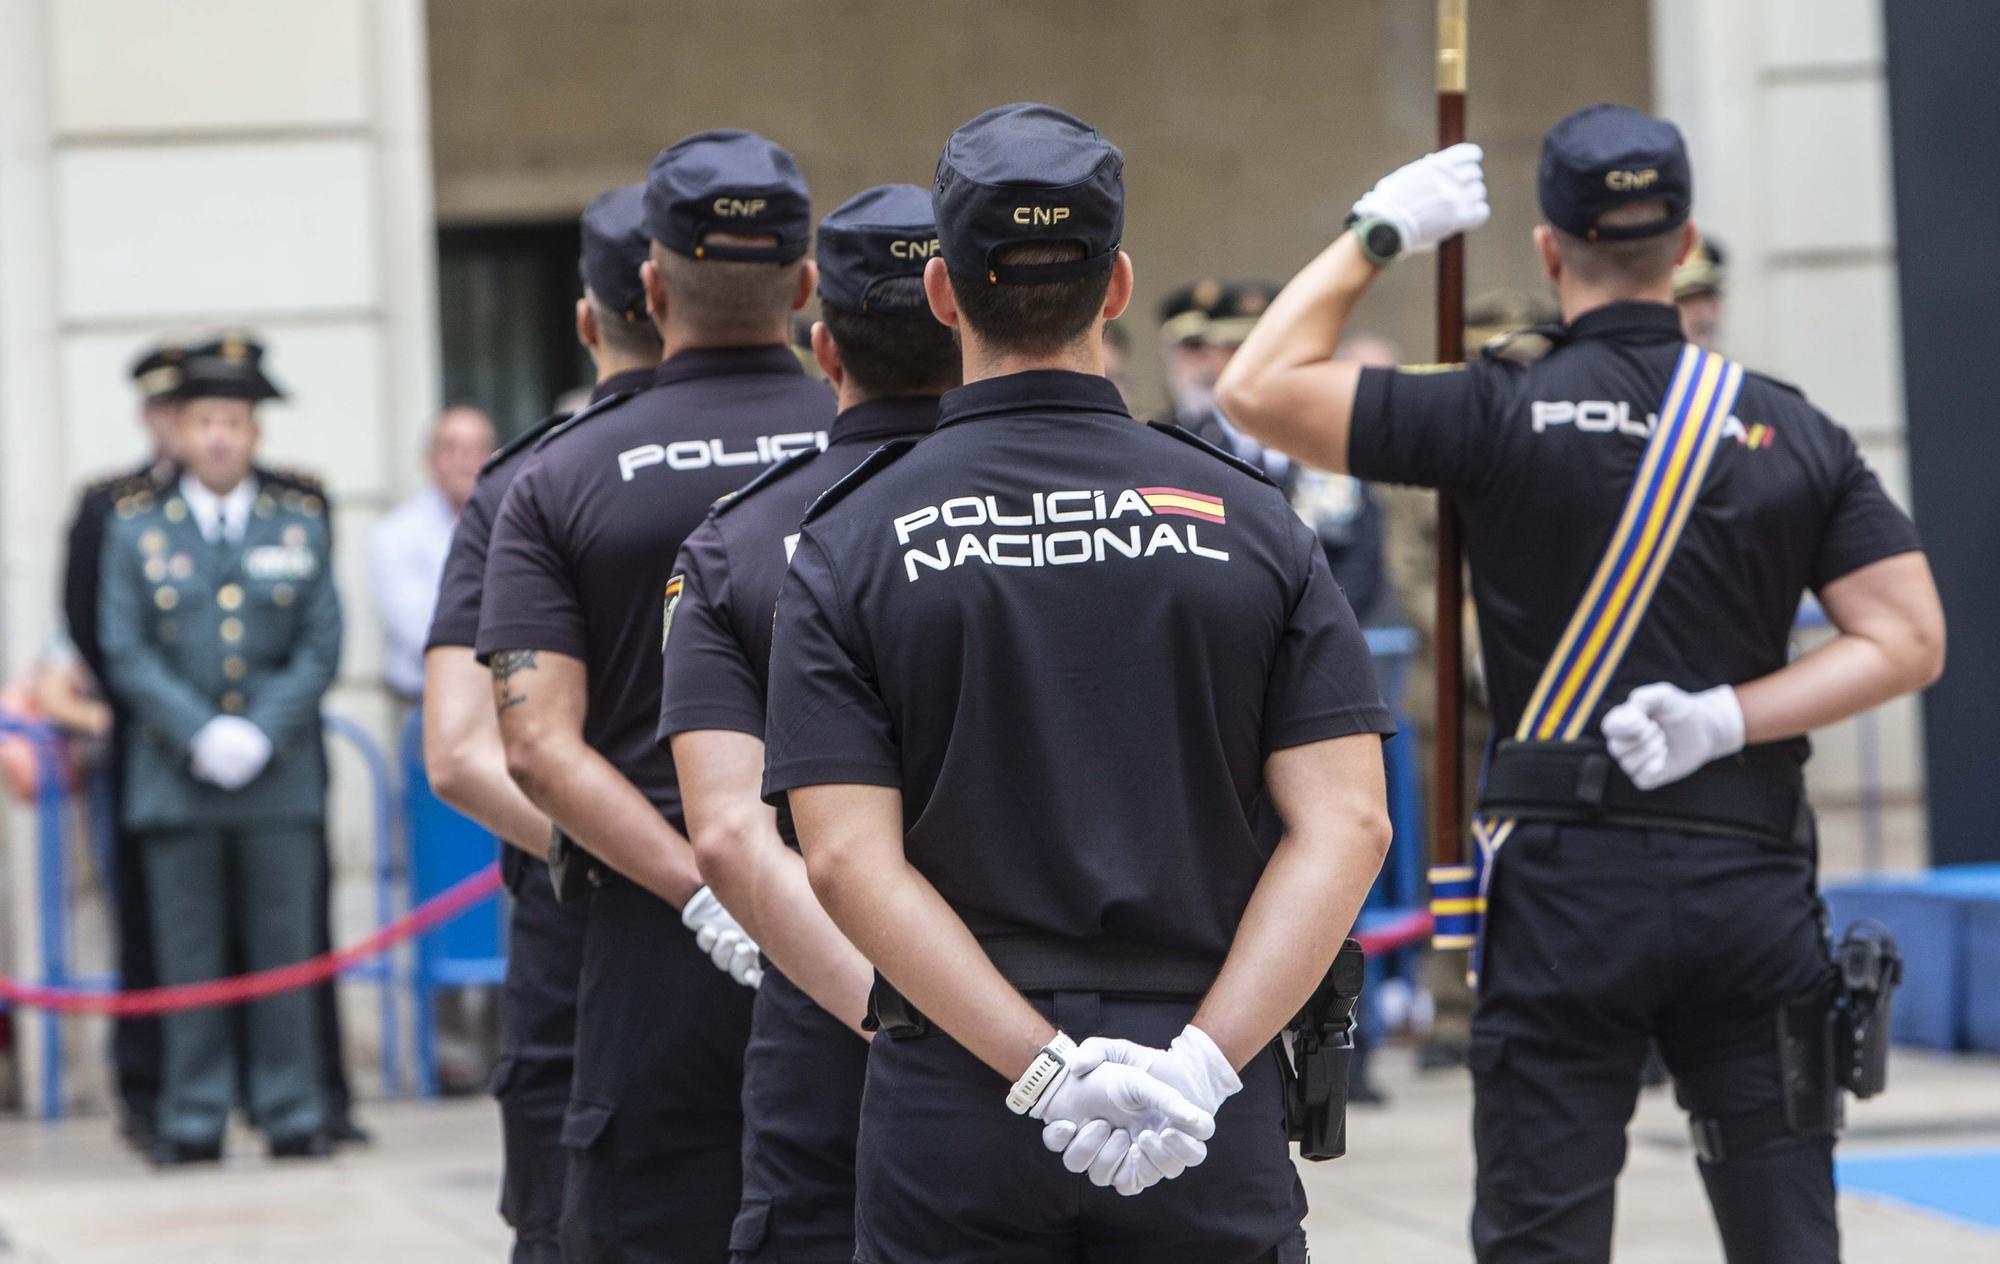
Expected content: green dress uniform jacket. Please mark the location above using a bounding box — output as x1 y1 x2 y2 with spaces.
97 480 342 830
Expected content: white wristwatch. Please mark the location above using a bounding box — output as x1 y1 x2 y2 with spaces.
1006 1031 1079 1115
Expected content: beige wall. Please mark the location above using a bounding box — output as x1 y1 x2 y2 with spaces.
0 0 440 1114
430 0 1653 411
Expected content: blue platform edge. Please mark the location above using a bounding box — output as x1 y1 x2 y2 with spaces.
1837 1147 2000 1230
1822 864 2000 1053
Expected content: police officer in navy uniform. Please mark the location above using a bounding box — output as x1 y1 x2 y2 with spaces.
98 345 343 1163
423 183 659 1264
763 103 1397 1263
1218 105 1945 1263
477 130 834 1261
659 183 957 1263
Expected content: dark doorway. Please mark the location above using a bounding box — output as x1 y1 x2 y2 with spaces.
437 221 593 441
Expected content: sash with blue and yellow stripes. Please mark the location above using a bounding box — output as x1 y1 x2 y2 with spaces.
1430 343 1746 959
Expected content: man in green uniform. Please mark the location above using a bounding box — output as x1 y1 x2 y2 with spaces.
98 342 343 1164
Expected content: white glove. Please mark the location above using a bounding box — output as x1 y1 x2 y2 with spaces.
1350 142 1490 255
1030 1043 1213 1196
1601 683 1745 791
1070 1025 1240 1194
679 886 763 988
1082 1024 1242 1117
188 716 273 791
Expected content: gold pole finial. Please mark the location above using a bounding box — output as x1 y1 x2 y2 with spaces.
1438 0 1468 94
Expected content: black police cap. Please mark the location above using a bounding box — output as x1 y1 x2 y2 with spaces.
933 103 1123 286
817 184 939 317
130 342 188 402
579 183 652 322
1538 103 1691 242
173 333 285 403
644 129 811 264
1158 279 1226 344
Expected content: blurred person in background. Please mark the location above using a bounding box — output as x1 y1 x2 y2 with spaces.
1675 233 1727 350
58 336 356 1150
97 342 343 1164
371 405 497 703
1101 318 1134 406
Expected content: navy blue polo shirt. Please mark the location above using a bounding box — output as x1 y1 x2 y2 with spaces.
763 370 1392 957
477 347 834 822
659 395 939 744
425 366 656 652
1348 301 1921 759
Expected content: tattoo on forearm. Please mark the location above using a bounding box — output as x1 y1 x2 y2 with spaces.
491 649 539 713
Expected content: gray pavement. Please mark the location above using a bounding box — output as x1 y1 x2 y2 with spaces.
0 1047 1994 1261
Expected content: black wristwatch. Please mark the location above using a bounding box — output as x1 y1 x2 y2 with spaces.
1344 210 1404 267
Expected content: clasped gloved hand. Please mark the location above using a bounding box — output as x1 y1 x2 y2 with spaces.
1602 682 1745 790
1351 142 1491 254
187 715 274 791
680 885 763 988
1031 1042 1215 1197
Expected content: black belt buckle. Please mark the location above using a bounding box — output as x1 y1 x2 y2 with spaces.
1575 748 1612 813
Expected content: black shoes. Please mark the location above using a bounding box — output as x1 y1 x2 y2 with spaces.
148 1136 224 1167
326 1115 373 1148
268 1131 335 1160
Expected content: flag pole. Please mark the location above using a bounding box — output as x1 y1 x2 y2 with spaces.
1433 0 1470 895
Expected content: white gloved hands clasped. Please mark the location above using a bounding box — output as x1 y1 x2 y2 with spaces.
680 885 763 989
1601 683 1745 790
1031 1042 1215 1197
1351 142 1491 255
1082 1024 1243 1119
187 715 273 791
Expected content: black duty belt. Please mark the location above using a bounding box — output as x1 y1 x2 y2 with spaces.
866 933 1224 1041
979 932 1224 998
1478 739 1809 852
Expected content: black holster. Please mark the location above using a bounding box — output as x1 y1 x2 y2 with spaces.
1834 921 1901 1099
546 828 598 905
1279 938 1365 1161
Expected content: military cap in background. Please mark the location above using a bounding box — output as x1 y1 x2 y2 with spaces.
1158 278 1227 345
172 333 285 402
1538 103 1691 241
815 183 938 316
933 102 1123 285
1673 233 1728 301
644 128 812 263
1203 280 1282 346
130 343 190 403
579 183 653 321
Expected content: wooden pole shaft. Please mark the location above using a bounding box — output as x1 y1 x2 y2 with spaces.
1434 0 1468 874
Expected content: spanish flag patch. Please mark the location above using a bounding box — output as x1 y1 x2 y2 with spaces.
1139 486 1226 524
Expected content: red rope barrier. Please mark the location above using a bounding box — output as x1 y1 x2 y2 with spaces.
1354 909 1434 956
0 863 503 1017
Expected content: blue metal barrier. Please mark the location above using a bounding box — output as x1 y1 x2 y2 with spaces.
398 708 507 1097
320 712 408 1098
3 710 407 1117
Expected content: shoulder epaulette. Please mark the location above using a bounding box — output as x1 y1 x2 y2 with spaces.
712 448 821 518
1479 322 1567 366
1742 367 1805 400
802 438 920 524
483 409 572 472
114 487 158 518
261 464 325 494
1145 420 1276 487
533 387 642 452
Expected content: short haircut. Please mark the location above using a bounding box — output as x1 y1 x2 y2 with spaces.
947 241 1112 357
822 277 961 399
653 238 804 345
1552 199 1684 289
585 289 664 360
